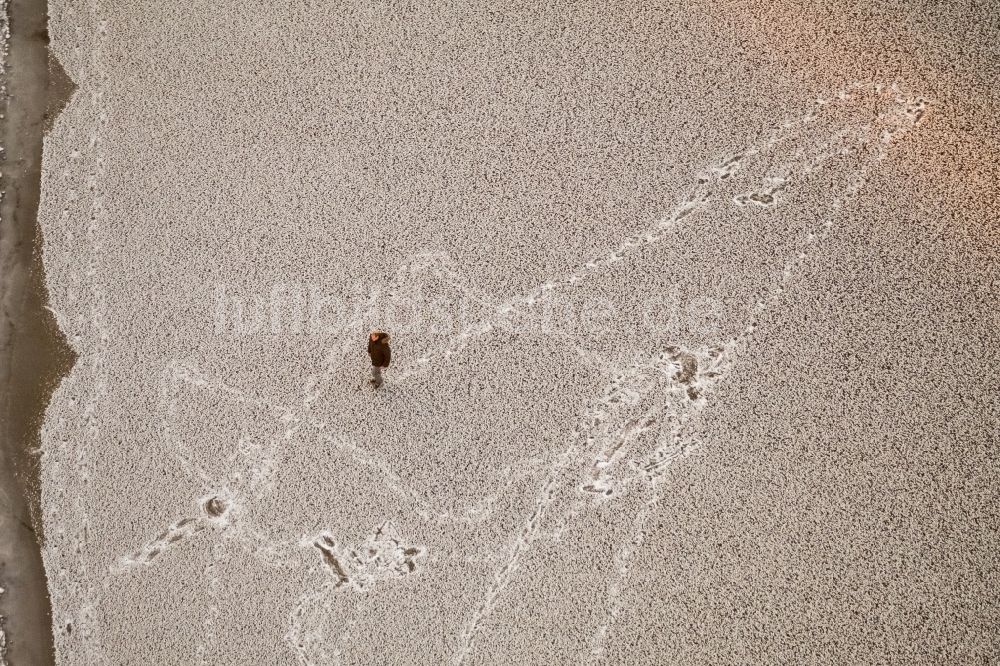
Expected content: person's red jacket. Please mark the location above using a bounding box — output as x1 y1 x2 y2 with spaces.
367 333 391 367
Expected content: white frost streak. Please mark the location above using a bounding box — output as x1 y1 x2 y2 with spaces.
97 80 925 666
453 81 928 664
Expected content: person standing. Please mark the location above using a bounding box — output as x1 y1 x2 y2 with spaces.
367 330 391 388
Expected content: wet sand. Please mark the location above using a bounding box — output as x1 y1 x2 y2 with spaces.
0 0 76 662
38 1 999 664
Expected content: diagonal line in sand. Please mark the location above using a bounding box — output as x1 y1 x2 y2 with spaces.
110 77 926 666
585 87 928 664
148 79 887 530
451 82 929 665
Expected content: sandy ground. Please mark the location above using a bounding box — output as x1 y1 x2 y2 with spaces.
38 0 998 664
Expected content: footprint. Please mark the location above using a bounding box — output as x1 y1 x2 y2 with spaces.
119 516 205 568
581 484 614 496
669 350 698 384
711 153 744 180
734 191 776 207
905 98 926 122
309 524 426 592
203 496 229 519
314 537 350 585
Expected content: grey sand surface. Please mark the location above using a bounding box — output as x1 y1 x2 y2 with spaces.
37 1 1000 664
